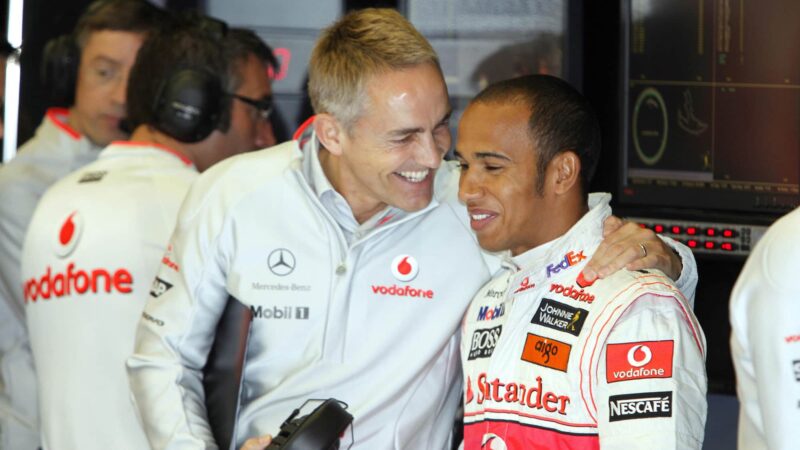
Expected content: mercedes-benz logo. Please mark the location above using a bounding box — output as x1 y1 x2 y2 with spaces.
268 248 296 276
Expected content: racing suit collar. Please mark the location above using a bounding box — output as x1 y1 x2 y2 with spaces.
502 193 613 273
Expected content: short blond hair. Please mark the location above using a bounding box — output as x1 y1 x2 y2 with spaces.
308 8 440 129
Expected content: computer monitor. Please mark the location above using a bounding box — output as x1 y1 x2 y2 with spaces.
619 0 800 217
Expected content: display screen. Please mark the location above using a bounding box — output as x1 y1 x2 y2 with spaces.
620 0 800 215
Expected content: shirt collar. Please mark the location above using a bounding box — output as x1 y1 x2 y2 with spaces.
298 125 415 232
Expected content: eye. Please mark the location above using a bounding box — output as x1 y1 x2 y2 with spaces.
484 163 503 172
392 135 414 145
94 65 116 81
454 159 468 170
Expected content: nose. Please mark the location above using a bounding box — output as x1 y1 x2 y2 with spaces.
416 132 447 169
112 72 128 107
458 166 483 204
255 119 276 149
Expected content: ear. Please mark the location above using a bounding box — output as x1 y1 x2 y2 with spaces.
313 113 345 156
548 151 581 195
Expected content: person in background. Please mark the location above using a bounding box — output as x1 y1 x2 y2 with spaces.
0 39 16 140
128 8 697 450
730 207 800 448
19 17 276 450
0 2 168 448
456 74 706 449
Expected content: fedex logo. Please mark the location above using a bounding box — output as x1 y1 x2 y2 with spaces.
477 304 505 321
546 251 586 278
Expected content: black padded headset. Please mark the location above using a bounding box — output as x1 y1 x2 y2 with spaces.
151 66 226 143
41 34 80 107
149 14 229 143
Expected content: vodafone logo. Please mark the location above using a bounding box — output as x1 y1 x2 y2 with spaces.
606 340 674 383
627 344 653 367
54 211 83 258
391 254 419 282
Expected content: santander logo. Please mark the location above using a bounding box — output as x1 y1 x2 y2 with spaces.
54 211 83 258
391 254 419 282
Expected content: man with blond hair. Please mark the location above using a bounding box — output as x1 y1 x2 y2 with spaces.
129 8 697 449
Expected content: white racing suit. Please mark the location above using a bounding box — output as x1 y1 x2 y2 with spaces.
461 194 707 449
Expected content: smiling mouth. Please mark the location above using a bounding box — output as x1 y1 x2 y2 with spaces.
468 210 497 231
395 169 430 183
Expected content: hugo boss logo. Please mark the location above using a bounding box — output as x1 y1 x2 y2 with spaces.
468 325 502 360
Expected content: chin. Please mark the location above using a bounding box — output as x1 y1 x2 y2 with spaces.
394 194 434 212
476 237 505 254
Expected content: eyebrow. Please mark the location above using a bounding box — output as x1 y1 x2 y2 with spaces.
387 109 453 137
453 149 512 161
89 55 122 66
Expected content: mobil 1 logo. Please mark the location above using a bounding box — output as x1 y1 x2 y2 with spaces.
250 305 310 320
468 325 502 360
609 391 672 422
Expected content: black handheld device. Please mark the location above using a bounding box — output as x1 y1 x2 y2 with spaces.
265 399 353 450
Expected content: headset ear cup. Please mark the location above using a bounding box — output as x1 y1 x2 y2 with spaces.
41 35 79 107
153 68 224 143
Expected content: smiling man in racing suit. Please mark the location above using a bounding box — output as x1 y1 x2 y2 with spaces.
457 75 707 449
128 10 699 450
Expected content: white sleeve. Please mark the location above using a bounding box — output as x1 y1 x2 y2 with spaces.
748 284 800 450
659 235 698 308
730 222 800 450
127 185 232 450
593 294 707 450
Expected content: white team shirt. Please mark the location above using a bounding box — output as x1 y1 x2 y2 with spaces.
21 141 197 450
730 205 800 450
0 108 99 450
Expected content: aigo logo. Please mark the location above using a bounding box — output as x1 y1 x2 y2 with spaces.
54 211 83 258
520 333 571 372
391 254 419 282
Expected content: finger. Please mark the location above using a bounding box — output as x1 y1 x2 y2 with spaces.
602 215 625 237
239 435 273 450
586 236 637 278
596 244 646 278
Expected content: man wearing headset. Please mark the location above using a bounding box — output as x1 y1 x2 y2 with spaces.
0 2 168 448
19 18 276 450
130 9 697 450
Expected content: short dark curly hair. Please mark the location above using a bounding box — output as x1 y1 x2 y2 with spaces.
471 74 601 199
